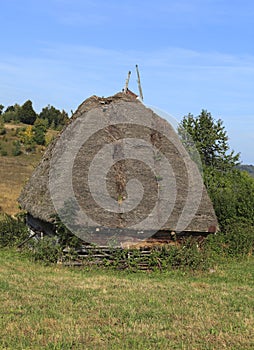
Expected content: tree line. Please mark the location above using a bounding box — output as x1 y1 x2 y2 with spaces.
0 100 69 129
0 100 69 151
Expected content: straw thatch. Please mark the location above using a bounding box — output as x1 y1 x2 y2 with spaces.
19 92 218 242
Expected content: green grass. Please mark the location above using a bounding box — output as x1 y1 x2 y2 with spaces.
0 249 253 349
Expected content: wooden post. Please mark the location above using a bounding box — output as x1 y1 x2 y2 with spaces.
124 71 131 93
136 64 143 101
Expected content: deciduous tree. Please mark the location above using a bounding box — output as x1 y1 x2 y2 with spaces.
179 110 240 171
179 110 253 230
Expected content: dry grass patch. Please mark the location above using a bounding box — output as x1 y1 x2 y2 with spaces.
0 123 58 215
0 156 40 215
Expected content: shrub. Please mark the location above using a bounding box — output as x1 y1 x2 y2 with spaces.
29 237 62 264
101 238 212 271
0 214 29 247
205 221 254 258
54 216 83 249
223 222 254 256
0 127 6 135
0 116 6 135
12 140 22 156
0 149 7 156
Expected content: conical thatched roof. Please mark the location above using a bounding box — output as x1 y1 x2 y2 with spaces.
19 92 218 244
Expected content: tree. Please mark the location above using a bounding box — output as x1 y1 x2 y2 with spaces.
237 164 254 178
5 105 15 113
12 140 22 156
205 167 254 229
0 105 4 115
19 125 35 152
0 116 6 135
17 100 37 125
3 104 21 122
33 118 47 145
39 105 68 130
179 110 254 230
179 110 240 171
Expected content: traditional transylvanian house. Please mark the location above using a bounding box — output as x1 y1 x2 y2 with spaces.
19 92 218 246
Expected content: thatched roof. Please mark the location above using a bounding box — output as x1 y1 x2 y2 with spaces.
19 92 218 244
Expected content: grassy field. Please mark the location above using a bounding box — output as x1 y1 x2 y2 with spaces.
0 155 39 215
0 123 57 215
0 249 253 349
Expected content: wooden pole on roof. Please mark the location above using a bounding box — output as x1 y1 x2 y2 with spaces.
124 71 131 93
136 64 143 101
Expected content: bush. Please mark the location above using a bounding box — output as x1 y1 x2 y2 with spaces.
223 222 254 256
12 140 22 156
101 238 212 271
0 214 29 247
29 237 62 264
0 149 7 156
205 221 254 258
53 214 84 249
24 142 36 153
203 168 254 231
0 116 6 135
0 127 6 135
33 118 47 145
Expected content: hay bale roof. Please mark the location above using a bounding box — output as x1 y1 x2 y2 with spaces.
19 92 218 238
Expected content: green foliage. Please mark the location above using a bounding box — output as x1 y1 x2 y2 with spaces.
53 199 84 249
179 110 240 171
29 237 62 264
179 110 254 230
237 164 254 178
39 105 69 130
27 216 82 264
0 116 6 135
12 140 22 156
2 101 69 129
54 217 83 249
99 238 211 271
224 222 254 256
0 149 7 156
24 142 36 153
2 104 21 122
206 222 254 258
0 214 29 247
205 168 254 230
17 100 37 125
18 125 36 152
100 227 254 271
32 118 47 145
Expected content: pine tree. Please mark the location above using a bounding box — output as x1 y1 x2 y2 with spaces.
17 100 37 125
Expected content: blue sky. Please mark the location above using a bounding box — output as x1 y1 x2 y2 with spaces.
0 0 253 163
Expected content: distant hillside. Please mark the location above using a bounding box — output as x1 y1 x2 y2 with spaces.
0 123 58 215
237 164 254 177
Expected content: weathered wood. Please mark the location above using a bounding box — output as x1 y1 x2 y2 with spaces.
17 230 38 248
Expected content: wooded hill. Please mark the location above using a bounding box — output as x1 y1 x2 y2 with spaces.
237 164 254 177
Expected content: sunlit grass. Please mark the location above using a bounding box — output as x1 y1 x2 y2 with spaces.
0 249 253 349
0 155 40 215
